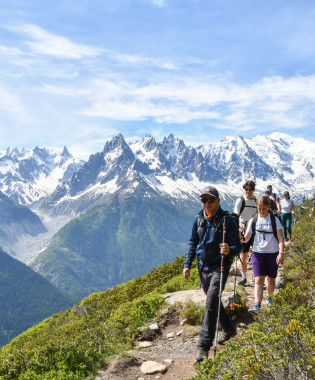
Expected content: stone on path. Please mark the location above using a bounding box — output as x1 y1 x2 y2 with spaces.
140 361 167 375
137 341 153 348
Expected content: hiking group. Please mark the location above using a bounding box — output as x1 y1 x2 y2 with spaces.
183 182 295 363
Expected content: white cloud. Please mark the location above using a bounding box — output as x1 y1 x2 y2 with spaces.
10 24 101 59
78 74 315 133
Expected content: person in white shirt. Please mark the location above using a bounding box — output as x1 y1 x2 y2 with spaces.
233 180 257 285
279 191 295 242
243 196 285 314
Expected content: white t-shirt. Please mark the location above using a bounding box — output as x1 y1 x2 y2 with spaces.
247 214 282 253
234 196 257 224
280 199 293 213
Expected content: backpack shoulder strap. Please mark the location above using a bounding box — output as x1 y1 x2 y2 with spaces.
269 212 279 241
251 213 259 240
239 196 246 216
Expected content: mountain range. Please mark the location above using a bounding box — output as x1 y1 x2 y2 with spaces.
0 132 314 298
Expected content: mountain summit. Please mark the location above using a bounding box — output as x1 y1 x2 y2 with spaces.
0 146 84 205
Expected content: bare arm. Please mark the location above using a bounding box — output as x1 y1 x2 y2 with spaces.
276 229 285 265
242 231 252 243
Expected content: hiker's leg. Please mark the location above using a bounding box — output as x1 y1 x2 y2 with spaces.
240 251 248 277
265 252 278 297
197 269 219 351
287 213 292 238
254 276 265 304
266 276 275 297
281 213 287 240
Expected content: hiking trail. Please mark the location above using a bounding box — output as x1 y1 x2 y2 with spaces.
96 261 275 380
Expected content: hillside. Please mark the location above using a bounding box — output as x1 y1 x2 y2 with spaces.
30 195 199 298
0 202 313 379
0 247 78 348
0 191 47 260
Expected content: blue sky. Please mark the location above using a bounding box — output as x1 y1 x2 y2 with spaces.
1 0 315 159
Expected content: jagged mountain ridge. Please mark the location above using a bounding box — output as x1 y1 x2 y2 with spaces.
40 132 315 218
0 146 84 205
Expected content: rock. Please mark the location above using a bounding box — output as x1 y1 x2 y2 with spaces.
229 267 242 276
180 318 187 326
137 341 153 348
163 289 206 307
176 330 183 336
140 361 167 375
163 358 174 364
149 323 159 330
163 289 238 310
166 332 175 338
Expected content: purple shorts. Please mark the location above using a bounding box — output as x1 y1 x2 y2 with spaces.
252 251 279 278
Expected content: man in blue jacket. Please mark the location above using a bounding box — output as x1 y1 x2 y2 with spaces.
183 185 241 363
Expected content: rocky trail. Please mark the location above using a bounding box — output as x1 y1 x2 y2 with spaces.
96 260 279 380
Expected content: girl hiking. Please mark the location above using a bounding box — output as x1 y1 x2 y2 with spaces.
243 196 285 315
279 191 295 242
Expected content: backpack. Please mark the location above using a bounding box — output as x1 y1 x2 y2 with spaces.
251 212 278 242
197 211 240 243
239 196 257 216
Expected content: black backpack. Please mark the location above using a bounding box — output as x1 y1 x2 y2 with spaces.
251 212 278 242
197 211 240 242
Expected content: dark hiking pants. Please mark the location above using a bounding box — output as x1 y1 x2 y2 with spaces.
197 265 234 351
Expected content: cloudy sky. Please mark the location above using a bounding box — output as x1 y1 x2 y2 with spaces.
1 0 315 159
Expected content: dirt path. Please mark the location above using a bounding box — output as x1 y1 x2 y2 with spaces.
96 261 271 380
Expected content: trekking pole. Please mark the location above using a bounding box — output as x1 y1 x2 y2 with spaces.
214 215 227 357
230 256 239 308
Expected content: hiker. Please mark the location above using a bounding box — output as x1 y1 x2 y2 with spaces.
279 191 295 242
267 185 280 208
263 190 279 216
242 196 285 315
183 185 241 363
233 180 257 285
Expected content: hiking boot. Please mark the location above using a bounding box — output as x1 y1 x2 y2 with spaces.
237 278 247 285
267 297 272 307
195 349 209 363
217 328 237 344
249 303 261 315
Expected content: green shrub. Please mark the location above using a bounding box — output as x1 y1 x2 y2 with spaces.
181 300 204 326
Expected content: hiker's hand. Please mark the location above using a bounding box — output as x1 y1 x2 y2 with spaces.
277 253 284 265
220 242 230 256
183 268 190 280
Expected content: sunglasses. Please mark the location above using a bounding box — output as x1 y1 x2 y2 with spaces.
200 197 217 204
245 188 253 191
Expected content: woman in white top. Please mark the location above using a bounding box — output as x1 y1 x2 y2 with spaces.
279 191 295 242
243 196 285 315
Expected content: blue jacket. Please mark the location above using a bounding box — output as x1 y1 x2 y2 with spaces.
184 206 241 271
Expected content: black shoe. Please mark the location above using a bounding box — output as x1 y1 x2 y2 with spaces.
237 278 247 285
217 328 237 344
195 349 209 363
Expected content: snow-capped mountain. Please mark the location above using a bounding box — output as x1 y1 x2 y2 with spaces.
38 132 314 219
0 146 85 205
1 132 314 294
